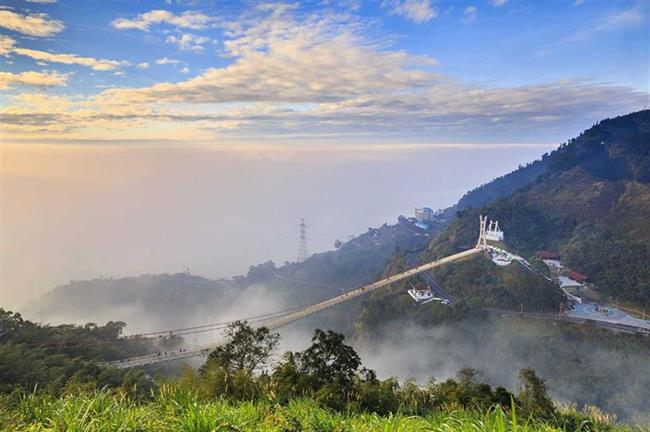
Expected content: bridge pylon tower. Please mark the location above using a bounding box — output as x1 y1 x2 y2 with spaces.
477 214 488 249
477 215 505 249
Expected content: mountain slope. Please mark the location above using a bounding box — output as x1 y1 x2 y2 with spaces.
429 111 650 305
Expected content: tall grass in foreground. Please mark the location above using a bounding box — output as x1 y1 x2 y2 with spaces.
0 389 646 432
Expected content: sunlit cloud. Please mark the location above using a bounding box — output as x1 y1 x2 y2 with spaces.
1 35 128 71
111 9 213 31
156 57 182 65
1 3 647 144
11 47 129 71
0 9 64 37
0 70 69 89
0 35 16 56
165 32 211 51
381 0 438 24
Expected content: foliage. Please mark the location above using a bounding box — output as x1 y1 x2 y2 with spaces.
203 321 279 375
0 308 158 396
518 368 555 419
1 389 643 432
199 325 527 417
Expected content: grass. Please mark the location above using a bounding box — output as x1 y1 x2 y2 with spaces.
0 388 647 432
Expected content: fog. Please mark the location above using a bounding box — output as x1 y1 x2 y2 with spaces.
356 319 650 423
1 143 550 310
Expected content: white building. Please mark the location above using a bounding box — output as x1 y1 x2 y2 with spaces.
414 207 434 224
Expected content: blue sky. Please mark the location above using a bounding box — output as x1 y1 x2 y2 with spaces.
1 0 648 145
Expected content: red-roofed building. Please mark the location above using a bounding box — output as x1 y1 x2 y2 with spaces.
566 270 588 283
536 251 560 260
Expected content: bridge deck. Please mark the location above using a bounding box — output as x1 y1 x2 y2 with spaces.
106 247 482 369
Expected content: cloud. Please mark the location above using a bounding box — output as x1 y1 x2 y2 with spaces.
491 0 508 6
26 0 58 3
597 4 646 31
0 35 16 56
0 10 64 37
381 0 437 23
11 47 129 71
156 57 182 65
1 36 127 71
111 9 212 31
2 4 647 143
180 67 190 74
137 62 150 69
0 70 69 89
463 6 477 23
165 33 211 51
539 4 648 55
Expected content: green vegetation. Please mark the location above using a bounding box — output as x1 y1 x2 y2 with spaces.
356 253 563 341
3 390 643 432
2 321 643 431
193 323 522 416
0 308 164 396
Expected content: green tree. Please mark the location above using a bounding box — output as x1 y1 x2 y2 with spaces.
295 329 361 391
203 321 279 375
518 368 555 419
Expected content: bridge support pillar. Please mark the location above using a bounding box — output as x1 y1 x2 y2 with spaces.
477 215 488 249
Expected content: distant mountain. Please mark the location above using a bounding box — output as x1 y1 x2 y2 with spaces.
25 274 237 332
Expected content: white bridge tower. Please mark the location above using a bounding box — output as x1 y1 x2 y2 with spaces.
476 215 504 249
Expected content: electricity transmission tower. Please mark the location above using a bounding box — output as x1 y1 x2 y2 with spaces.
297 218 308 262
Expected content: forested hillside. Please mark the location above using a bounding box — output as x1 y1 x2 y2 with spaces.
0 309 158 395
423 110 650 306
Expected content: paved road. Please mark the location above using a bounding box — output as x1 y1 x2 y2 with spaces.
485 307 650 335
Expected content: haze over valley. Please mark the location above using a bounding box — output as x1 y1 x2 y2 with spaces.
3 143 550 311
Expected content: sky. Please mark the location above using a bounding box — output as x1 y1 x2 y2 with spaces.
0 0 648 144
0 0 649 310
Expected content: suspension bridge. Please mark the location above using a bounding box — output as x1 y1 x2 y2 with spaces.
104 216 501 369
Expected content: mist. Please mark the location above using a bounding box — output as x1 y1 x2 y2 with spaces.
1 143 551 311
355 318 650 424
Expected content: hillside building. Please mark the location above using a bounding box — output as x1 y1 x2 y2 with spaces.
536 251 560 260
566 270 588 283
414 207 435 230
414 207 434 223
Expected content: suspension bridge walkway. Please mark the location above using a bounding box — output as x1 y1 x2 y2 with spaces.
105 246 482 369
